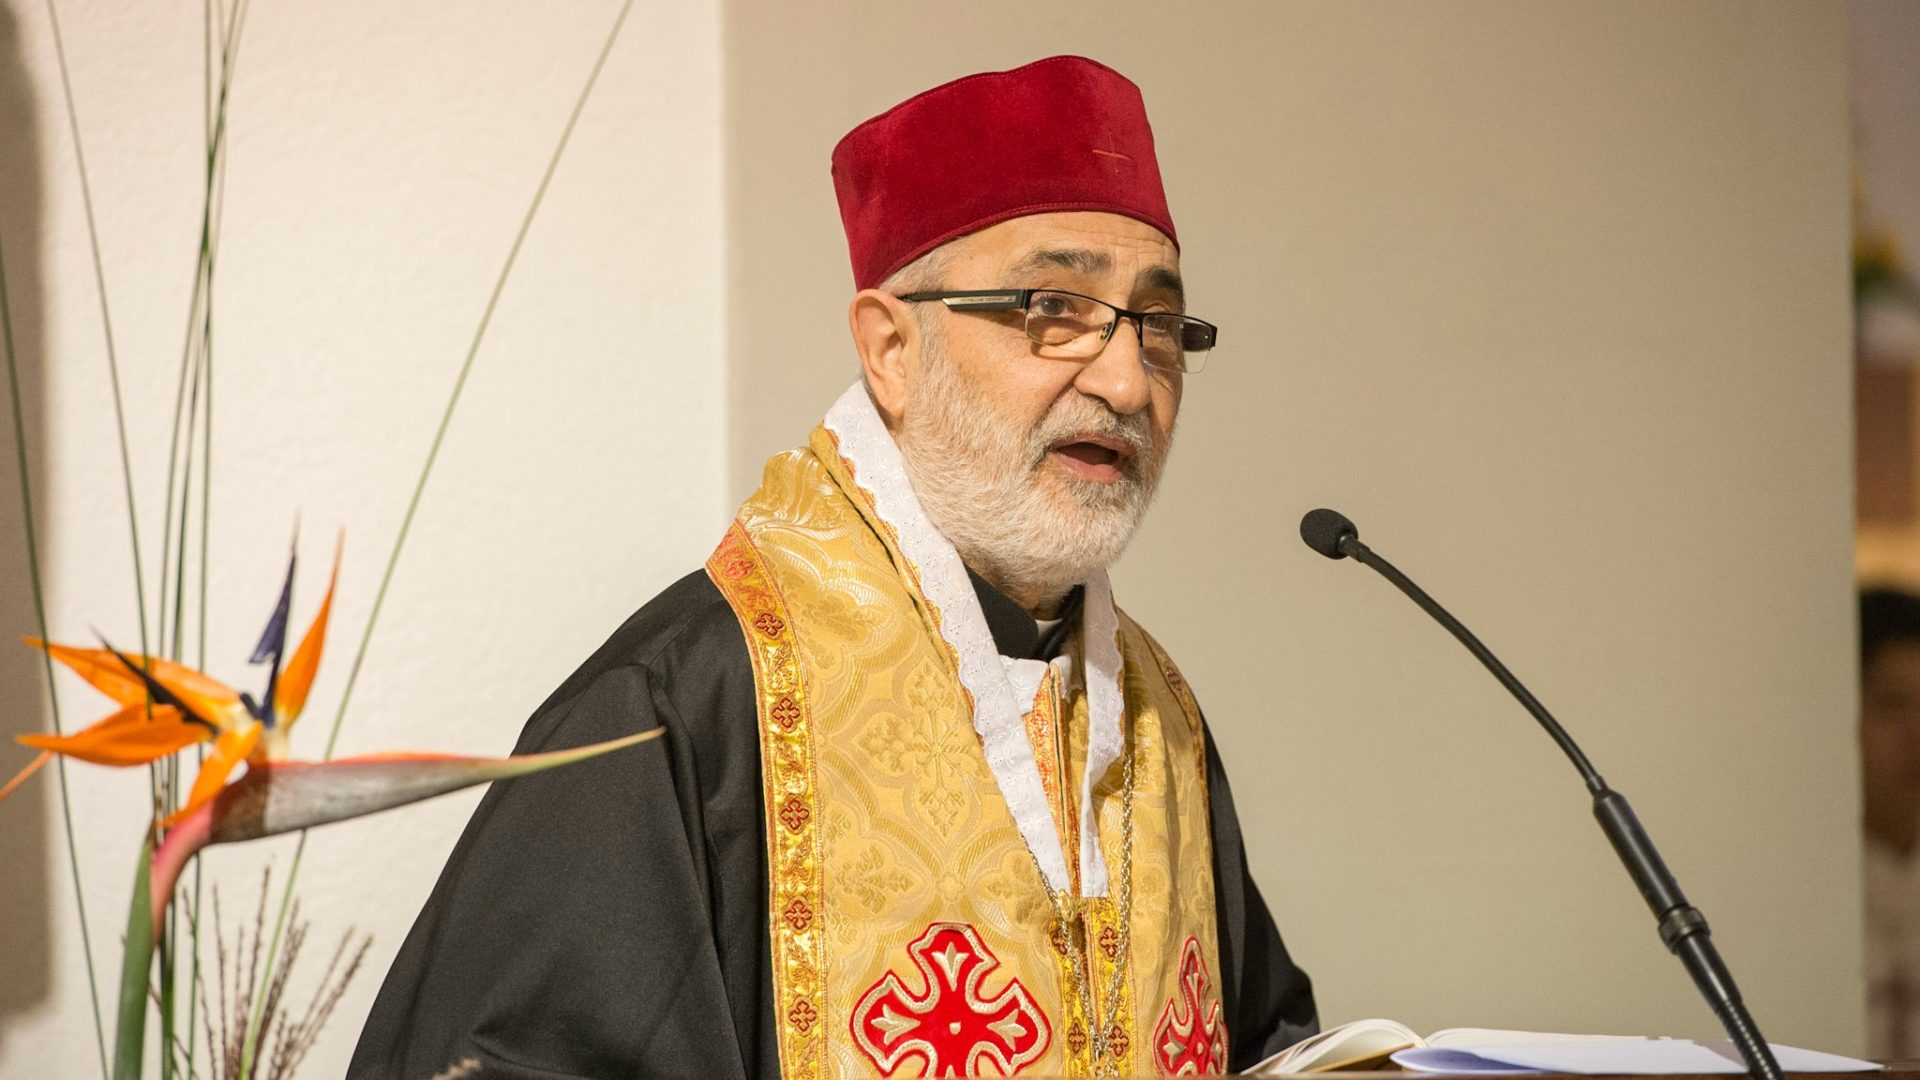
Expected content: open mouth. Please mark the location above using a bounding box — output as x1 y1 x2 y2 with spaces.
1046 434 1133 483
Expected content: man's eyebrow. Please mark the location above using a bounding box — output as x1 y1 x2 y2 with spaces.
1138 265 1185 306
1005 246 1186 306
1006 247 1111 279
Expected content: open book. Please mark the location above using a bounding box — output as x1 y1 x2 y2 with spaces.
1247 1020 1882 1075
1248 1020 1640 1074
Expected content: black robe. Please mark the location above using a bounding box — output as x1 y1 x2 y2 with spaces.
351 568 1316 1079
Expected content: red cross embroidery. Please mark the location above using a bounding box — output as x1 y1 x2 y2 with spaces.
851 922 1051 1077
778 795 810 832
1153 937 1227 1076
771 696 802 731
782 897 813 932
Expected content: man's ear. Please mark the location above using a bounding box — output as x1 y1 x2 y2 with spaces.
849 289 916 425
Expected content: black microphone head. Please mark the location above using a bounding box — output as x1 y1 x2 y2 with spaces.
1300 508 1358 560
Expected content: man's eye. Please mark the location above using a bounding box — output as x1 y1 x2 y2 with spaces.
1031 295 1072 318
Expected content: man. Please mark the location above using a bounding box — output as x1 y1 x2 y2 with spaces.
353 55 1315 1079
1864 587 1920 1058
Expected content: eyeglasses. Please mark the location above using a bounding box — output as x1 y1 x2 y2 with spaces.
898 288 1217 373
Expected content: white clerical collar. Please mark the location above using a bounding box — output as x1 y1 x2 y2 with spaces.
823 382 1125 897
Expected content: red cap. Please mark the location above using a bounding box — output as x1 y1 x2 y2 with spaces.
831 55 1178 290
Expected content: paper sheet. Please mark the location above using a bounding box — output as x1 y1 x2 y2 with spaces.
1393 1040 1881 1075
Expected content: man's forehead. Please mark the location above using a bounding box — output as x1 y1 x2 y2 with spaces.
954 212 1183 296
969 211 1174 256
1003 247 1185 303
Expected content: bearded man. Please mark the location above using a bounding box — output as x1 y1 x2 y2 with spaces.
354 56 1316 1079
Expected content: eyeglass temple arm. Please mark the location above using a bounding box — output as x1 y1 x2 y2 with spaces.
897 290 1032 310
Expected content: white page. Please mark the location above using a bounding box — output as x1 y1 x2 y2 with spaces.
1247 1018 1424 1075
1427 1030 1646 1049
1445 1041 1880 1075
1393 1047 1550 1074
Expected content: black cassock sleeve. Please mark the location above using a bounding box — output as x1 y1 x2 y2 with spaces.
353 569 1317 1078
350 571 777 1080
1207 724 1321 1070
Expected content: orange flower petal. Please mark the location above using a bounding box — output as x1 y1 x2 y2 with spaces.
28 640 242 723
274 540 339 727
26 639 145 705
17 703 205 766
0 750 52 807
163 722 261 828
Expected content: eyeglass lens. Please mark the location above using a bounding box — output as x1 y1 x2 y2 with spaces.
1025 290 1212 373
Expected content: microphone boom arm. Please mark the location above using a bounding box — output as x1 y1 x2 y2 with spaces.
1340 534 1604 792
1327 524 1783 1080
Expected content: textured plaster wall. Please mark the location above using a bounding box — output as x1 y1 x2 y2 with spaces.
728 0 1861 1054
0 0 724 1075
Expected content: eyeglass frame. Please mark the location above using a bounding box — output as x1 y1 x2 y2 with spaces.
896 288 1218 373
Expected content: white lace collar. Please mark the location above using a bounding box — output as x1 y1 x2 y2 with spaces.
823 383 1126 896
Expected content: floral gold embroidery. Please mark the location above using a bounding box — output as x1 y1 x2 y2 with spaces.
841 845 915 915
708 524 824 1080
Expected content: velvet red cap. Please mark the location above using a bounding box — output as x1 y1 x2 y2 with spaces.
831 55 1178 290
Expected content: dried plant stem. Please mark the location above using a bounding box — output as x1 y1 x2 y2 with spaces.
0 236 109 1079
241 4 638 1076
208 886 231 1078
195 872 368 1080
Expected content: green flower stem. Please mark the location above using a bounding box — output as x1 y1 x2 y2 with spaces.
239 4 635 1074
157 913 174 1080
158 0 238 663
114 831 155 1080
179 2 236 1072
43 0 148 660
1 236 110 1078
167 352 201 664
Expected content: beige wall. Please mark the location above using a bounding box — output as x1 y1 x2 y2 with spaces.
0 1 723 1074
727 0 1860 1052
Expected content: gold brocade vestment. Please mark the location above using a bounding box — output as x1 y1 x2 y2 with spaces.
706 423 1229 1078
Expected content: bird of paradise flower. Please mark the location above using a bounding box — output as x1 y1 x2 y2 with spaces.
0 543 661 1077
3 542 659 929
2 0 641 1074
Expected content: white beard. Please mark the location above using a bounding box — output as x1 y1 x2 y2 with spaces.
895 333 1171 610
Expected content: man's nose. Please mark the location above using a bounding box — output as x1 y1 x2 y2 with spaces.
1072 317 1152 415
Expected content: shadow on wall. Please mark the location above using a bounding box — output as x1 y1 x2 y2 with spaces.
0 0 53 1051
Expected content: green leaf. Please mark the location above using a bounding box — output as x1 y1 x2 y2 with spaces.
114 831 154 1080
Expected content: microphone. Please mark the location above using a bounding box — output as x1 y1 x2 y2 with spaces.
1299 507 1783 1080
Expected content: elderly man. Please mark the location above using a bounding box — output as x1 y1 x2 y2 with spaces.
354 56 1315 1079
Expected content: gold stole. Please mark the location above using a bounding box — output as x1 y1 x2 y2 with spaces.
707 428 1230 1078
